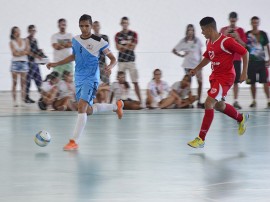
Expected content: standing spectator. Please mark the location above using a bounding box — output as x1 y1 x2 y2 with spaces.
172 24 204 108
115 17 142 103
220 12 247 109
246 16 270 108
26 25 47 104
110 71 141 110
146 69 174 109
51 18 73 76
9 26 30 107
92 21 110 84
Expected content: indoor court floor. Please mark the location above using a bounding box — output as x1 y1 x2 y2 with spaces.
0 89 270 202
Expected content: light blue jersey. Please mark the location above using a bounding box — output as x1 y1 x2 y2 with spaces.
72 34 109 105
72 34 109 85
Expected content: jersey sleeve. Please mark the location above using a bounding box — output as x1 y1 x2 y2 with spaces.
262 31 269 46
71 38 76 55
238 28 247 44
132 31 138 44
100 38 109 52
224 37 247 56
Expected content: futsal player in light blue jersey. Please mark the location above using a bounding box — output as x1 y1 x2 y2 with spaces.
47 14 124 151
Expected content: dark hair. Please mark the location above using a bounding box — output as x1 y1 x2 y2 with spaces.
185 24 197 43
117 71 130 89
58 18 66 24
79 14 92 24
199 17 217 29
62 70 71 80
183 74 191 83
10 26 18 40
121 16 129 21
93 21 99 24
229 12 238 19
28 25 35 30
44 71 59 82
251 16 259 21
153 69 161 80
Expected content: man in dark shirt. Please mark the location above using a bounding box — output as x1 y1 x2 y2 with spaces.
26 25 46 103
92 21 110 84
115 17 142 103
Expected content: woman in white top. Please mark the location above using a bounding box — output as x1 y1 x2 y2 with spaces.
146 69 175 109
172 24 204 108
9 26 30 107
53 71 77 111
110 71 141 110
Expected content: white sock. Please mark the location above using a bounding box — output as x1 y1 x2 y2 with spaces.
72 113 87 142
92 103 117 114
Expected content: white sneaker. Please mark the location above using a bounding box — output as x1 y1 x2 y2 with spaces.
13 100 19 107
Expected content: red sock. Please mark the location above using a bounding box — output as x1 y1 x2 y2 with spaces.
199 109 214 141
223 103 243 122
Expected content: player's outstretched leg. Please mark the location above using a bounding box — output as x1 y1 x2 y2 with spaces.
221 103 249 135
188 96 216 148
90 100 124 119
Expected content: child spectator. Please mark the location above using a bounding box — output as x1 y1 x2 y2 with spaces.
146 69 174 109
38 71 60 110
53 71 77 111
110 71 141 110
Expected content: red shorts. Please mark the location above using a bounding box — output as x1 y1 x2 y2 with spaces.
207 79 232 101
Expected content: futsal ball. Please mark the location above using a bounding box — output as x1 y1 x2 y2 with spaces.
34 131 51 147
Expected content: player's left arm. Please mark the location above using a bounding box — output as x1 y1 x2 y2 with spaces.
225 38 249 82
104 48 117 75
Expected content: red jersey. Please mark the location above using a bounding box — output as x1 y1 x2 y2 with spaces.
220 26 247 61
203 34 247 85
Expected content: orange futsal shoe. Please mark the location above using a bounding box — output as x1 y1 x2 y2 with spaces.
116 100 124 119
63 139 78 151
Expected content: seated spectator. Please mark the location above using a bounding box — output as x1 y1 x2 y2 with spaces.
95 82 110 103
146 69 174 109
171 75 198 108
110 71 141 110
38 71 60 110
53 71 77 111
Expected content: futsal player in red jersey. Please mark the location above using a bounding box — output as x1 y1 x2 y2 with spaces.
187 17 249 148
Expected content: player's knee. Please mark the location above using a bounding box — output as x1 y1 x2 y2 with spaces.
214 102 225 112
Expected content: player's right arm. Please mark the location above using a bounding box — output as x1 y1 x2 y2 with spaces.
190 58 211 76
46 54 75 69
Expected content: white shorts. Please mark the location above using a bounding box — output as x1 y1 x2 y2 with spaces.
118 62 138 83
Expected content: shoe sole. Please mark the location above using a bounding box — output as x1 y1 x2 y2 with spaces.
63 147 78 151
187 143 204 148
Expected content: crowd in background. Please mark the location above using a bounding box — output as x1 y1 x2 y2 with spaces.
9 12 270 111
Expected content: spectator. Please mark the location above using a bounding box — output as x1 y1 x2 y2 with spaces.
220 12 247 109
115 17 142 103
26 25 47 104
92 21 110 84
53 71 77 111
95 82 110 103
246 16 270 108
51 18 73 76
110 71 141 110
38 71 60 110
9 26 30 107
146 69 174 109
171 75 198 108
172 24 204 108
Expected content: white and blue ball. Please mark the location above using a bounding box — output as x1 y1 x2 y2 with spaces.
34 131 51 147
